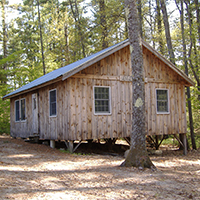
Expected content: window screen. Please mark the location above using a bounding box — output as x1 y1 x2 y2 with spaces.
15 100 20 121
21 99 26 120
15 99 26 121
50 90 57 116
156 89 169 113
94 87 110 114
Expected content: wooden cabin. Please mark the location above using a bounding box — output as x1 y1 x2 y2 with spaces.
3 40 194 152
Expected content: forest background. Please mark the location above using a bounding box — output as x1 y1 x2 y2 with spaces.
0 0 199 149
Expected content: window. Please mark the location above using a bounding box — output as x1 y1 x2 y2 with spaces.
21 99 26 120
15 99 26 121
33 98 36 110
156 89 169 113
94 86 111 115
15 100 20 121
49 89 57 116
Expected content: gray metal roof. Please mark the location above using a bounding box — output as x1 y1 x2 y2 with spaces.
3 39 194 100
3 40 129 99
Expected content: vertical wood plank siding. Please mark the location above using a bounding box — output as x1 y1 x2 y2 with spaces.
10 46 188 139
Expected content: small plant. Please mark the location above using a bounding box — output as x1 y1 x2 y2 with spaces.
59 149 70 153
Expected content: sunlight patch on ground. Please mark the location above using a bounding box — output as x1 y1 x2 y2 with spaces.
153 158 200 169
7 154 34 158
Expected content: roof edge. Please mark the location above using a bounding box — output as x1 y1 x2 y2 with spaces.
3 39 195 100
62 40 129 81
142 40 195 86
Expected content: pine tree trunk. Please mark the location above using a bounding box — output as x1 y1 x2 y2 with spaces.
184 0 198 150
1 0 7 84
99 0 108 49
194 0 200 46
69 0 86 58
178 0 195 150
37 0 46 75
160 0 175 64
156 0 164 54
137 0 143 38
121 0 155 169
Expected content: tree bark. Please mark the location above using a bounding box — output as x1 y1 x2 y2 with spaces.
121 0 155 169
160 0 175 64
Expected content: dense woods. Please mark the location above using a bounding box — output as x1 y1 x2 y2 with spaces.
0 0 199 149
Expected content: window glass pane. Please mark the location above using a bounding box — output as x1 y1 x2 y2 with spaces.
33 98 36 110
15 100 20 121
21 99 26 120
94 87 110 113
50 90 57 116
156 90 168 113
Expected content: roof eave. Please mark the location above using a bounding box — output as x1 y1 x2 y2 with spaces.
2 76 63 100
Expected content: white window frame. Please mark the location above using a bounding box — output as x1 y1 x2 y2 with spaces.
93 86 112 115
49 89 57 117
15 98 26 122
156 89 170 114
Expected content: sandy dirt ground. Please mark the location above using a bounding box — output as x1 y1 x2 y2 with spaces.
0 135 200 200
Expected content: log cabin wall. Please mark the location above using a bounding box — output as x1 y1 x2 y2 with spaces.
10 45 188 140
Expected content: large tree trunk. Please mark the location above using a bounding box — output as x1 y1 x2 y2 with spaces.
160 0 175 64
121 0 155 169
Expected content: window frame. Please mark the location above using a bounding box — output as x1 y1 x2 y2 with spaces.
156 89 170 114
15 98 26 122
93 86 112 115
49 89 57 117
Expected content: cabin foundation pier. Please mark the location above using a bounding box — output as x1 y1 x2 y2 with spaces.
50 140 55 148
173 134 187 155
64 140 74 153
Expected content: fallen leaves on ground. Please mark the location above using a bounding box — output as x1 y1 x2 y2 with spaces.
0 136 200 200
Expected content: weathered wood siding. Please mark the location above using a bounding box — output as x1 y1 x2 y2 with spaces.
38 46 132 140
143 47 187 135
10 93 33 138
10 45 187 139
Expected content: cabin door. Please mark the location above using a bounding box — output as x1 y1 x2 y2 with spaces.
32 93 39 135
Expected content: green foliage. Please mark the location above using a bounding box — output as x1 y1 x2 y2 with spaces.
0 85 10 134
0 0 199 147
